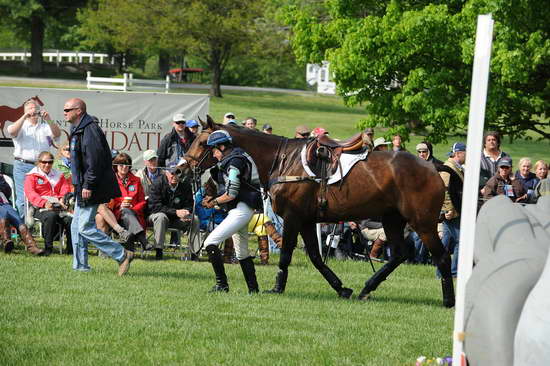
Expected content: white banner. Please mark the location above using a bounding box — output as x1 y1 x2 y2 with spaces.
0 87 209 167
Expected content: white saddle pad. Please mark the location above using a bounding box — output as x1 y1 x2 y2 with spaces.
300 145 368 185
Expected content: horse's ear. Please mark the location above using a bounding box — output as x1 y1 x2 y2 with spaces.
206 114 217 130
198 116 207 129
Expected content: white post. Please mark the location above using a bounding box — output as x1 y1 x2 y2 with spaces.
165 75 170 93
123 73 128 92
76 51 80 64
86 71 92 90
316 223 323 256
56 49 60 68
90 53 94 64
129 73 133 87
452 14 494 366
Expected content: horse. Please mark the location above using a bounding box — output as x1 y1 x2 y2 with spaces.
0 96 44 138
183 116 455 307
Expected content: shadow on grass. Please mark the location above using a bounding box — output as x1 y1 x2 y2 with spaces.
129 269 211 281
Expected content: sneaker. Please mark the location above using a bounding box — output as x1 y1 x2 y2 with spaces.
118 229 131 243
118 250 134 276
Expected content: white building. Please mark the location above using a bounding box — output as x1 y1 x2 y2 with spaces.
306 61 336 95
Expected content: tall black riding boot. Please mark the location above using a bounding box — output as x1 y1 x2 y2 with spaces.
239 256 259 294
206 245 229 292
264 269 288 294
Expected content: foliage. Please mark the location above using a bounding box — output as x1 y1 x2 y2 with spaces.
282 0 550 143
0 249 453 365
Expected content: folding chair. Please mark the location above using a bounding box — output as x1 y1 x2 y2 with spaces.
25 198 65 254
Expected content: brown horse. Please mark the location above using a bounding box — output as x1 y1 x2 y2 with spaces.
0 96 44 138
184 116 455 307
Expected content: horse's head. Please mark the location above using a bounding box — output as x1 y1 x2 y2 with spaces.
179 115 220 176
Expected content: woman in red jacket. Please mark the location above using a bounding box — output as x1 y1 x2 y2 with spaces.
24 151 73 255
107 153 148 251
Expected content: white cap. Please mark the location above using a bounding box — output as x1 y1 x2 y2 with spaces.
224 112 235 118
173 113 186 122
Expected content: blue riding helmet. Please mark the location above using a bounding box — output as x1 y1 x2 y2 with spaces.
207 130 232 147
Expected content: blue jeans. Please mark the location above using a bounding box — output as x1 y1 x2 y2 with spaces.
13 160 35 219
409 231 429 264
0 203 23 227
264 198 282 254
71 202 125 270
442 218 460 277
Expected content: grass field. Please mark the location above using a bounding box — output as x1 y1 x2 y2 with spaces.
0 248 452 366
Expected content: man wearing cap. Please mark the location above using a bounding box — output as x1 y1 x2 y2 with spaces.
372 137 392 151
416 141 443 167
438 142 466 277
135 150 161 198
186 120 200 136
223 112 237 125
295 125 311 139
483 157 527 203
157 113 196 169
148 164 199 260
262 124 273 134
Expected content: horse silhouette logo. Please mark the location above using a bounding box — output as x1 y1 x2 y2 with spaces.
0 96 44 138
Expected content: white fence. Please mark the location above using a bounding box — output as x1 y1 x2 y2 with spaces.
306 61 336 95
0 50 112 65
86 71 171 93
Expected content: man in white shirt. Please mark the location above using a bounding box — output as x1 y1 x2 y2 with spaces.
7 99 60 218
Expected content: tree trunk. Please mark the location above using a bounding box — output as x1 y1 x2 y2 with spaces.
158 50 170 77
210 55 222 98
30 15 44 75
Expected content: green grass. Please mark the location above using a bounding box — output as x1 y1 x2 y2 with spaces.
0 249 452 365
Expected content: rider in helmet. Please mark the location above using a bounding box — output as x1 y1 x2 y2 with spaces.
202 130 263 293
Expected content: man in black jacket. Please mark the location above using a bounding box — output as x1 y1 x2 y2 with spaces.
157 113 195 168
66 98 133 275
148 165 199 259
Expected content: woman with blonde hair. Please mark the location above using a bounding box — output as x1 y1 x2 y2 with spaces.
54 143 72 179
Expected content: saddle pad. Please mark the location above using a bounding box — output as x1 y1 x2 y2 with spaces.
300 145 368 185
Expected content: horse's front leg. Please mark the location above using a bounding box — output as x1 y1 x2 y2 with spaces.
301 223 353 299
264 220 298 294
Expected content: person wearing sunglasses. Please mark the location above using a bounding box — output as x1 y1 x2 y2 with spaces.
157 113 196 169
24 151 73 256
294 125 311 139
7 99 61 220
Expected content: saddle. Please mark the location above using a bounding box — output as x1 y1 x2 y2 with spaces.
305 132 371 217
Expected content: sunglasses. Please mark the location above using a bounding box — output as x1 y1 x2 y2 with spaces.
299 133 310 137
499 166 511 169
174 121 186 125
40 160 54 164
63 108 77 113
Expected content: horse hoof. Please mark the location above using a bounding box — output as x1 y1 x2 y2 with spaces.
358 292 370 301
338 288 353 299
263 288 283 295
443 299 455 308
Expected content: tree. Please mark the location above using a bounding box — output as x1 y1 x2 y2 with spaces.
282 0 550 142
0 0 86 74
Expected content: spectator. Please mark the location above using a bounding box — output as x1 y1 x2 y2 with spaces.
201 130 263 293
353 219 387 262
480 131 510 190
391 134 406 152
438 142 466 277
364 127 374 140
157 113 196 168
530 161 549 203
417 141 444 166
362 127 375 149
103 153 149 252
247 213 272 265
0 173 44 255
24 151 73 255
295 125 311 139
262 124 273 134
186 120 200 136
135 149 161 198
65 97 133 275
311 127 329 137
7 99 61 219
54 143 72 180
243 117 258 130
223 112 237 125
483 157 527 203
514 157 538 201
534 160 548 181
373 137 391 151
148 164 199 260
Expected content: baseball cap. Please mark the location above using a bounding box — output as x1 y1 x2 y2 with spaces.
416 143 429 152
173 113 186 122
295 125 311 135
364 127 374 134
262 124 273 131
498 157 512 167
143 149 158 161
450 142 466 153
186 120 199 128
224 112 235 119
373 137 392 149
313 127 328 136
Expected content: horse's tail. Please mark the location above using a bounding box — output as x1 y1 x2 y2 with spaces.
435 164 463 214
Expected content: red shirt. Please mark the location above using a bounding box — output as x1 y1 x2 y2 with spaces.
24 168 72 208
110 172 147 229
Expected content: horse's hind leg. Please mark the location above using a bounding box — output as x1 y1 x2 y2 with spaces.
418 230 455 308
358 213 407 300
300 224 353 299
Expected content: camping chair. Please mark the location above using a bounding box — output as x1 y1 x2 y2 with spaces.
25 198 65 254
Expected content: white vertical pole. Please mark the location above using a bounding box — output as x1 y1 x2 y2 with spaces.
452 14 494 366
86 71 91 90
316 223 323 256
165 75 170 93
123 73 128 92
56 49 60 68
